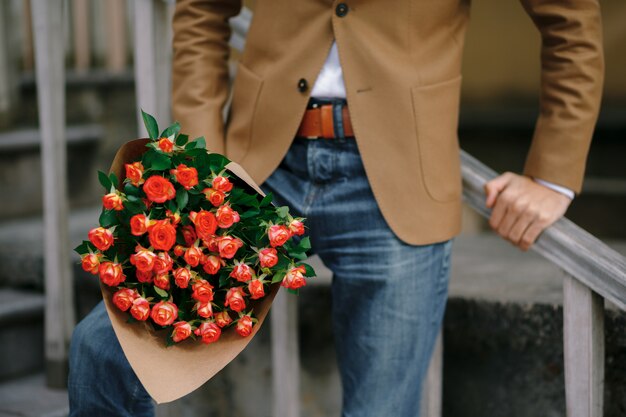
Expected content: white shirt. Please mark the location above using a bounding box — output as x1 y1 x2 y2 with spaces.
310 41 575 199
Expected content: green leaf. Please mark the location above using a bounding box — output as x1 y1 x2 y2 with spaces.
109 172 119 189
297 236 311 252
286 288 300 295
150 153 171 171
99 209 119 228
160 122 181 140
239 208 260 219
175 134 189 147
124 183 142 197
98 171 112 191
260 193 274 207
271 270 286 284
303 263 316 278
74 240 93 255
194 136 206 149
176 188 189 211
154 286 169 298
276 206 290 219
141 110 159 140
289 252 308 261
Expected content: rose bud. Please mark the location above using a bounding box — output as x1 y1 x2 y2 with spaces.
130 214 150 236
170 164 198 190
81 253 101 274
204 235 220 252
224 287 246 313
181 225 197 247
282 265 307 290
173 244 186 257
153 251 174 275
216 205 240 229
236 314 254 337
190 210 218 240
171 321 192 343
98 261 125 287
196 301 213 319
143 175 176 203
130 249 156 272
130 297 150 321
215 311 233 328
136 269 153 283
217 236 243 259
202 188 225 207
212 175 233 193
230 262 254 283
158 137 174 153
153 273 170 291
194 322 222 344
191 279 214 303
148 220 177 252
248 279 265 300
88 227 114 251
112 288 138 311
184 246 203 267
102 192 124 211
125 162 145 186
268 224 291 247
288 219 305 236
202 255 223 275
173 267 191 288
258 248 278 268
150 301 178 327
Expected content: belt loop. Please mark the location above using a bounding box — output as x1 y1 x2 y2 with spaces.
332 100 345 141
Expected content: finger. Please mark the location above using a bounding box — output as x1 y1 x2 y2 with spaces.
489 195 509 231
508 207 538 245
484 173 512 208
519 220 545 251
496 206 522 239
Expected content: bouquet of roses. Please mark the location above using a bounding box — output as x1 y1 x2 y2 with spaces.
75 111 314 347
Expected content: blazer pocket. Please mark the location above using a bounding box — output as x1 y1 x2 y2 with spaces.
411 75 463 203
226 62 264 162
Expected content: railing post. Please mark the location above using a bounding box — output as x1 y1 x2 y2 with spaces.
71 0 90 72
421 329 443 417
271 290 300 417
32 0 75 389
563 274 605 417
0 0 19 127
104 0 127 73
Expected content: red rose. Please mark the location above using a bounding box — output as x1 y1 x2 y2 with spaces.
130 249 156 272
202 255 223 275
225 287 246 313
202 188 225 207
130 297 150 321
88 227 114 251
158 138 173 153
173 267 191 288
184 246 203 267
181 225 197 247
196 301 213 318
98 261 125 286
212 176 233 193
153 251 173 275
81 253 101 274
248 279 265 300
204 235 219 252
258 248 278 268
112 288 138 311
136 269 153 283
190 210 218 240
236 314 254 337
148 220 176 251
125 162 145 186
171 321 192 343
194 322 222 344
143 175 176 203
151 301 178 326
216 204 240 229
218 236 243 259
102 192 124 211
268 225 291 247
230 263 253 283
282 265 307 290
154 273 170 290
173 245 186 257
130 214 150 236
170 164 198 190
215 311 233 328
192 279 214 303
288 219 305 236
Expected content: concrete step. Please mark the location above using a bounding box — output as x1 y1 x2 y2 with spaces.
0 373 68 417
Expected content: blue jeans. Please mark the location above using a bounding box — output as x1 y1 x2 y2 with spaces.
69 136 452 417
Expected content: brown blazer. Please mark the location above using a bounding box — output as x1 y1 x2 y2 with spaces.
171 0 604 245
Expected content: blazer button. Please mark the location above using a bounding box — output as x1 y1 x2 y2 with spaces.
297 78 308 93
335 3 349 17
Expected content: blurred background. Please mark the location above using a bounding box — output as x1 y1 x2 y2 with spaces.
0 0 624 416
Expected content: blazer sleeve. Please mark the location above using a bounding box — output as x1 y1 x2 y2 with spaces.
171 0 243 154
519 0 604 194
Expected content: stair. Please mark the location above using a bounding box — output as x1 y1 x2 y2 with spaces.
0 373 68 417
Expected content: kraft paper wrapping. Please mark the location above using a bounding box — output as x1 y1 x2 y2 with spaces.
102 139 280 403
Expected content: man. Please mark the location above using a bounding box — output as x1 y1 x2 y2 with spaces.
69 0 603 415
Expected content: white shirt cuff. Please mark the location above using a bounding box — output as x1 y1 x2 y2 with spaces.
533 178 575 199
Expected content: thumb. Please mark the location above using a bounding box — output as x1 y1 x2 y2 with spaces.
484 173 512 208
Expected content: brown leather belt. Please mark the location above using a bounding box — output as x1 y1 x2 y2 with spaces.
296 103 354 139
